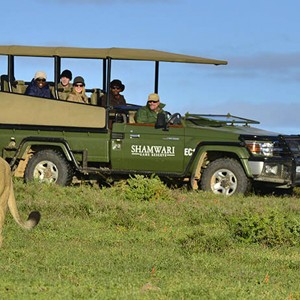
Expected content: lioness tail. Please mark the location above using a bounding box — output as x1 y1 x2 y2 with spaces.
25 211 41 229
8 179 41 230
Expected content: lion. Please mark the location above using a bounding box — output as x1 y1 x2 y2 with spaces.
0 157 41 247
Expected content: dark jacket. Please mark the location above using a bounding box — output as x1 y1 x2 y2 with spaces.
135 103 166 123
101 93 126 107
25 79 52 98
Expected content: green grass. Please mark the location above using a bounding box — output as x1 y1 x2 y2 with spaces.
0 178 300 299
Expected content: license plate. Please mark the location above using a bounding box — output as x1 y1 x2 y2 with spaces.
296 166 300 173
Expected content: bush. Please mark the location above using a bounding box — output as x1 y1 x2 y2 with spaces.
228 211 300 247
178 226 232 254
123 175 172 202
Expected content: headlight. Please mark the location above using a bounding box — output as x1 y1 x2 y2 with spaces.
245 141 274 157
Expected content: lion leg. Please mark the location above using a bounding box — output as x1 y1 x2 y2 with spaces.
0 172 10 247
0 215 4 248
0 214 4 247
0 201 8 247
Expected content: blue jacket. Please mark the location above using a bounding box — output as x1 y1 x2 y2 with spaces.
25 79 52 98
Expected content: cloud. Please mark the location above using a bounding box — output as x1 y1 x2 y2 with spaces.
230 52 300 71
186 51 300 83
223 52 300 81
203 100 300 134
50 0 173 3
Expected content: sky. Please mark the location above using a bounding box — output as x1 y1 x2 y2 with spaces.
1 0 300 134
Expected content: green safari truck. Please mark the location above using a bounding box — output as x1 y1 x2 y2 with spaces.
0 45 300 196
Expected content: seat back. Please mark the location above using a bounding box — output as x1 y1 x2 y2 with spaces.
14 80 27 94
89 88 103 106
1 75 28 94
128 111 136 123
0 75 9 91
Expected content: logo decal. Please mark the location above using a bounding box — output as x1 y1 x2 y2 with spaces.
184 148 195 156
131 145 175 157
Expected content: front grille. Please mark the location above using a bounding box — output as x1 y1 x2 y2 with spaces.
281 135 300 157
281 135 300 185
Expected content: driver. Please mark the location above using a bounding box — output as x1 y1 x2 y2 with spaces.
135 93 167 123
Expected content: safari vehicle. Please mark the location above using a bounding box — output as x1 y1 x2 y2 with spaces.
1 45 300 196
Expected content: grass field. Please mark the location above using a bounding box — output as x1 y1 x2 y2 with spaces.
0 177 300 299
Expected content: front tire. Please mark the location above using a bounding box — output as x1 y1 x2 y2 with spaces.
200 158 250 196
24 149 73 186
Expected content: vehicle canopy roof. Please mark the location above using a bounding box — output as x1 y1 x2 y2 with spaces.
0 45 227 65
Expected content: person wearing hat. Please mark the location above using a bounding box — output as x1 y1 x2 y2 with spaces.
101 79 126 107
25 71 52 98
58 69 72 100
67 76 89 104
135 93 167 123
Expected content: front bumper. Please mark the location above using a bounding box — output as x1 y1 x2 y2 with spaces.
249 158 296 186
248 135 300 187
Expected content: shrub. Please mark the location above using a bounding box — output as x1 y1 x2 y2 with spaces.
178 226 233 254
123 175 172 202
228 211 300 247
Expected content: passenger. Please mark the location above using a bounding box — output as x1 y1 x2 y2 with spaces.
67 76 89 104
25 71 52 98
135 93 167 123
101 79 126 107
58 69 72 100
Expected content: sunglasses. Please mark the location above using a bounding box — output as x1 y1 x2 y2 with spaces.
111 86 121 90
148 100 159 104
74 84 83 87
36 78 46 82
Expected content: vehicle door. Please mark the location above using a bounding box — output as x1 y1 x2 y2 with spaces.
111 123 185 173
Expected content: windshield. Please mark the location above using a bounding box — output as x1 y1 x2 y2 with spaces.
185 113 260 126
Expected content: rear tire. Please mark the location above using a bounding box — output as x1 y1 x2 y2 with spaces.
24 149 73 186
200 158 250 196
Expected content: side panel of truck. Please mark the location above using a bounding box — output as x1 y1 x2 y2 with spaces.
0 93 110 163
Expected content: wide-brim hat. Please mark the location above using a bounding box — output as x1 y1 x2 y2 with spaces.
110 79 125 91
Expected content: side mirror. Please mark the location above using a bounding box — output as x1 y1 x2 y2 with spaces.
155 113 168 130
169 113 182 125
